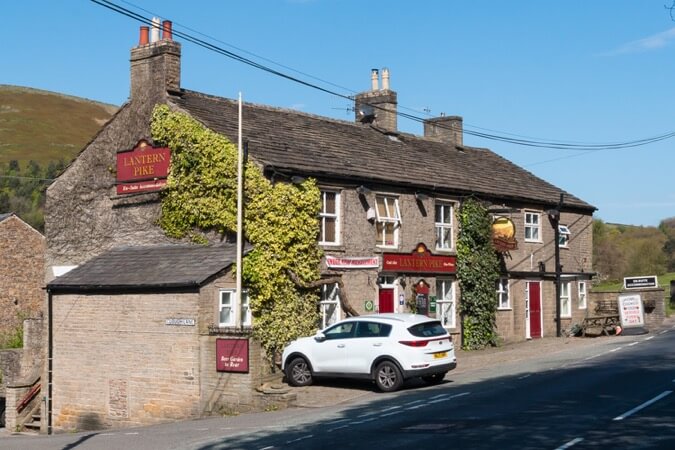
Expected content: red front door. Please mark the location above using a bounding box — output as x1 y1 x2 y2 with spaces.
378 289 394 313
528 281 542 339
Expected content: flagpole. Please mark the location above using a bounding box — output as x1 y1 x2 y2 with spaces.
236 92 243 327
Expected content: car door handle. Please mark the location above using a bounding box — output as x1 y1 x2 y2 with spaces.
337 344 345 348
373 343 382 347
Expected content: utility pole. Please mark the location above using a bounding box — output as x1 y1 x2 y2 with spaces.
548 193 564 337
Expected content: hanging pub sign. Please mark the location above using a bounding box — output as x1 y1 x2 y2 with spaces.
216 338 249 373
116 139 171 195
492 216 518 252
382 243 456 274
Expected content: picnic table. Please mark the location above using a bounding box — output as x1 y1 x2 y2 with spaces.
580 300 620 337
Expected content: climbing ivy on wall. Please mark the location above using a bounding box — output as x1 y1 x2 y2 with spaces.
151 105 322 356
456 198 500 350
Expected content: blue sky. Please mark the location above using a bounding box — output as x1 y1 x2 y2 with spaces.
2 0 674 227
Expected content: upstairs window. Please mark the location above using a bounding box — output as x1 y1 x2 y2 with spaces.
375 195 401 248
524 212 541 242
319 190 340 245
435 202 454 251
558 225 571 248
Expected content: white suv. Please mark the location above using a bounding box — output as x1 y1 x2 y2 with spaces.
281 313 457 392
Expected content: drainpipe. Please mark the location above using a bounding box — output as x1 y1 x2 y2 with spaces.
47 288 53 434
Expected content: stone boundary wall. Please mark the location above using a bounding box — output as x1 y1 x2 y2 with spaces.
589 288 666 330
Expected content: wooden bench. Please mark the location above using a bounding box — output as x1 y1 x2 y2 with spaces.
580 300 620 337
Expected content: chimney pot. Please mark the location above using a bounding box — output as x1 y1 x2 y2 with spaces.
151 17 161 42
162 20 173 41
371 69 379 91
139 26 149 45
382 68 390 90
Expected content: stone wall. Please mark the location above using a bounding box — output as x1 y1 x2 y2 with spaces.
589 288 666 331
50 292 202 431
0 215 45 340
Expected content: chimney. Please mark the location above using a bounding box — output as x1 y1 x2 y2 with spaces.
423 114 464 147
130 20 181 101
354 67 398 131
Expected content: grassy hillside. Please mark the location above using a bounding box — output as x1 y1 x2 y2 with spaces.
0 85 117 165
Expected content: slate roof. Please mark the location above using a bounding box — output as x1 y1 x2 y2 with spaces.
48 243 246 292
169 90 594 211
0 213 11 222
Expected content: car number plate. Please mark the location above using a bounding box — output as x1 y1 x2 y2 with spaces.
433 351 447 359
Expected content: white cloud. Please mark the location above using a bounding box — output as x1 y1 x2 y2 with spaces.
604 27 675 55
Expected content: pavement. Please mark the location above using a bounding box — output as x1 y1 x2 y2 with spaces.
288 315 675 408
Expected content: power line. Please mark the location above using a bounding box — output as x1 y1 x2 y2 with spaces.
91 0 675 152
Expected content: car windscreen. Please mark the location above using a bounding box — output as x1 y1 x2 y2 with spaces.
407 321 447 337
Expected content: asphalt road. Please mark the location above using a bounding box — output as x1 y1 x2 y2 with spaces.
2 327 673 450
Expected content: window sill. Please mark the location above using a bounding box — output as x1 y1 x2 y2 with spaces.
497 307 512 311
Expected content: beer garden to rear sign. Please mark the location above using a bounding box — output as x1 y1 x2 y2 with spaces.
116 140 171 195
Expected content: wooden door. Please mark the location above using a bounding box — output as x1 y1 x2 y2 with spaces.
528 281 542 338
378 288 394 313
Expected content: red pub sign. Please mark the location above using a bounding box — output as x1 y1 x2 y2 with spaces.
382 243 456 274
216 338 249 373
116 140 171 195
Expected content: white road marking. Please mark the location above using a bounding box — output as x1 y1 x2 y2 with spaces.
403 399 424 406
613 390 673 421
327 425 349 432
285 435 314 444
627 342 639 347
381 410 405 417
645 336 655 341
609 347 622 353
555 437 584 449
518 374 532 379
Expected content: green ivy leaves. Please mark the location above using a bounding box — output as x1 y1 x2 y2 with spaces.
151 105 322 356
457 198 500 350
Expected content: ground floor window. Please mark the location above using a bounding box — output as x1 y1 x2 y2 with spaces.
560 281 571 317
320 283 341 328
435 278 456 328
496 278 510 309
578 281 587 309
219 289 251 327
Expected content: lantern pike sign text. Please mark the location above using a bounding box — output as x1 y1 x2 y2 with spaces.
116 140 171 195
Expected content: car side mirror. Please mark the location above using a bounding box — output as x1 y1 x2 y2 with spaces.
314 332 326 343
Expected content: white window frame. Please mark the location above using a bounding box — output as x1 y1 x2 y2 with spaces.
319 190 341 246
319 283 341 329
375 195 401 248
219 289 251 327
435 201 454 251
496 278 510 310
241 290 252 327
558 225 571 248
435 278 456 329
524 212 541 243
578 281 587 310
219 290 235 327
560 281 572 318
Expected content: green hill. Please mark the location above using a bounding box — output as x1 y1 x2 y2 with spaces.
0 85 118 165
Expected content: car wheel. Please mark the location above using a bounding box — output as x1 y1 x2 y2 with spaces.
374 361 403 392
286 357 313 387
422 372 446 384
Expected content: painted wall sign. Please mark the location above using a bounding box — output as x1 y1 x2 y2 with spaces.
382 243 456 274
492 217 518 252
116 140 171 195
618 294 645 328
325 255 380 269
216 339 249 373
623 275 658 290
